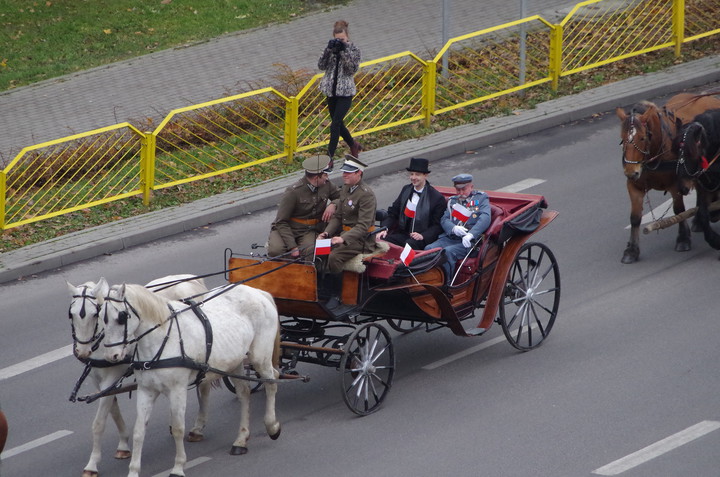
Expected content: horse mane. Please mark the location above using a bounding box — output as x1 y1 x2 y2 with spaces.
116 283 171 324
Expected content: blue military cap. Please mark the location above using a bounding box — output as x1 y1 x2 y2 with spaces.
451 173 473 184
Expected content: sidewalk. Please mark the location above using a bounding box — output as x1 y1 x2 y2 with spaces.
0 0 575 162
2 53 720 284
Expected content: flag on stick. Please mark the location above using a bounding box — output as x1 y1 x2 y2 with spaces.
404 199 417 218
400 243 416 266
451 203 471 222
314 238 332 256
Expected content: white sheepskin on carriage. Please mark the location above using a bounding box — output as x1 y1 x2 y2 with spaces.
342 241 390 273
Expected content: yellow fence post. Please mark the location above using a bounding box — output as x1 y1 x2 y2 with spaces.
0 171 6 230
549 24 562 91
673 0 685 57
141 132 156 206
423 60 437 128
285 95 299 163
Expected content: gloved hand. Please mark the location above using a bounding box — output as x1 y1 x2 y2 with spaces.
462 233 474 248
452 225 468 236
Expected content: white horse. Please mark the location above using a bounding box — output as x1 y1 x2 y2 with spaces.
97 279 281 477
67 274 208 477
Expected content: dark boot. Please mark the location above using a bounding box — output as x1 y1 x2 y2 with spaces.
349 140 363 158
322 273 344 309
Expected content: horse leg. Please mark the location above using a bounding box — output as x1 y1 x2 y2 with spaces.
81 396 112 477
187 380 212 442
229 376 252 455
108 396 132 459
670 189 692 252
622 183 643 263
127 387 158 477
256 361 281 441
167 386 189 477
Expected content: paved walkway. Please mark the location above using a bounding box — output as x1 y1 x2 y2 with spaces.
0 0 575 162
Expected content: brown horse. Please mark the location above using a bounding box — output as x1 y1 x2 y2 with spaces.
615 93 720 263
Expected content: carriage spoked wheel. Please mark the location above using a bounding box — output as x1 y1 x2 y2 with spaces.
386 318 423 333
339 322 395 415
498 242 560 351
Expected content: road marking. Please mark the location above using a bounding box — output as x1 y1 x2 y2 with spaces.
497 178 545 193
152 456 212 477
625 190 696 229
423 335 506 370
0 345 73 381
0 430 73 459
592 420 720 475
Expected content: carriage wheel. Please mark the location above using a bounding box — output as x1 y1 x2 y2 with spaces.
386 318 423 333
339 323 395 416
498 242 560 351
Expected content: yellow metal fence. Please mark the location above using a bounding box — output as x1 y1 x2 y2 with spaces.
2 0 719 231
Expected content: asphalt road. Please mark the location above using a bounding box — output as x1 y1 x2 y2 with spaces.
2 89 720 477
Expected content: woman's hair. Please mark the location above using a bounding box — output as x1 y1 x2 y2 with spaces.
333 20 349 36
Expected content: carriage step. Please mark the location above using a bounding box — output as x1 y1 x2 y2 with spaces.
464 328 487 336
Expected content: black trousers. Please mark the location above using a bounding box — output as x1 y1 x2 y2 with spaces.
326 96 354 158
384 231 428 250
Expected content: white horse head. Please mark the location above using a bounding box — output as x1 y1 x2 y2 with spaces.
67 279 105 359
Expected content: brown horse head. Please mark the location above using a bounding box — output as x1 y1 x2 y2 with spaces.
616 101 671 181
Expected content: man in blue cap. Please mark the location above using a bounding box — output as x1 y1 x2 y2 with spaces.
424 173 491 285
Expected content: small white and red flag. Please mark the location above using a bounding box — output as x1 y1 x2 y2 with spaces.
314 238 332 256
451 203 471 222
403 198 417 218
400 243 416 266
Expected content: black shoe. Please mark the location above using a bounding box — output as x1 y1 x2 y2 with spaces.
325 295 342 310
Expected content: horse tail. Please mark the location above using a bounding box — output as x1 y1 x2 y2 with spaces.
272 327 282 371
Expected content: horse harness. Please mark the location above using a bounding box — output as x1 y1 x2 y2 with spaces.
102 295 215 388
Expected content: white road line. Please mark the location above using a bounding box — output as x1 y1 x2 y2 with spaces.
625 190 696 229
0 430 74 459
497 178 545 193
422 335 507 370
152 456 212 477
592 420 720 475
0 345 73 381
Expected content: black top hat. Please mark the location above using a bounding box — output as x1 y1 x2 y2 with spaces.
406 157 430 174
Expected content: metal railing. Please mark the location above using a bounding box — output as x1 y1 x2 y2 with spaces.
2 0 718 231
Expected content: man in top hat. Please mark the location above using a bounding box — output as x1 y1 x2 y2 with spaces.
318 154 377 308
424 173 491 285
376 157 447 250
267 154 340 259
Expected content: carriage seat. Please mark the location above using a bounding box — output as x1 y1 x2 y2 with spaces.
364 242 443 280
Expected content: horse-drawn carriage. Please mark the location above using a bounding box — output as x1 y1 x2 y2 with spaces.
225 187 560 415
68 187 559 477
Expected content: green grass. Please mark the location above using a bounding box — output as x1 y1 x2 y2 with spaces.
0 0 347 91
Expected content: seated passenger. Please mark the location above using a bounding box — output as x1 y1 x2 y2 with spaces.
424 173 491 285
376 157 446 250
267 155 339 259
318 156 377 308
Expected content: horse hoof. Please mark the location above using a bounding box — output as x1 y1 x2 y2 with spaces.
230 445 248 455
82 471 99 477
621 253 638 264
675 242 691 252
269 426 281 441
186 431 204 442
114 449 131 459
169 474 184 477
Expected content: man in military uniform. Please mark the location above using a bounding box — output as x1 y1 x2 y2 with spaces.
424 173 491 285
267 154 339 259
318 155 377 308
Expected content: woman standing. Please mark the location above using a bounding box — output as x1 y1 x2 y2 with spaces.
318 20 362 169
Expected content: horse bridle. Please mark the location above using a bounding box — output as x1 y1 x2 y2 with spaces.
620 111 670 169
69 285 102 346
